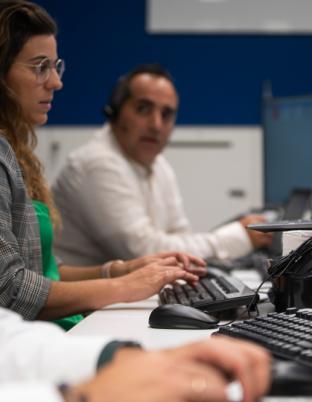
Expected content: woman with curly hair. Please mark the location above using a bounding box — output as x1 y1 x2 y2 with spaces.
0 0 206 329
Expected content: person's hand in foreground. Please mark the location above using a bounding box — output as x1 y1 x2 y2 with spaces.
66 336 271 402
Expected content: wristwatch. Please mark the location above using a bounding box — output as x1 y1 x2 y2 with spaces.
58 340 142 401
97 340 142 370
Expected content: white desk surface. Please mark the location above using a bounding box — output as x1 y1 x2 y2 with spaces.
69 271 305 401
69 270 270 349
69 295 215 349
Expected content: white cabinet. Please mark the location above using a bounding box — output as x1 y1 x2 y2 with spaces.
36 125 263 231
164 126 263 230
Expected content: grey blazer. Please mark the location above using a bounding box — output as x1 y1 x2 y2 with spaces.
0 135 50 319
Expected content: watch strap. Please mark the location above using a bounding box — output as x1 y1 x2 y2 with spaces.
97 340 142 370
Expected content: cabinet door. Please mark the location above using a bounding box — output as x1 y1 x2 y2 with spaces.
164 126 263 231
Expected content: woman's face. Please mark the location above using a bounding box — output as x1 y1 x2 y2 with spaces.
6 34 63 126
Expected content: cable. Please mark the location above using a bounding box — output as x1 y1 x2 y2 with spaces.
217 237 312 329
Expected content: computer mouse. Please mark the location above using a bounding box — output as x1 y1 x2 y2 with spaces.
269 359 312 396
148 304 219 329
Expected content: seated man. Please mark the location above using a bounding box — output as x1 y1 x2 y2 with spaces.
0 306 270 402
53 64 272 266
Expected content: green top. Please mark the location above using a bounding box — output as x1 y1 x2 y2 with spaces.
32 200 83 331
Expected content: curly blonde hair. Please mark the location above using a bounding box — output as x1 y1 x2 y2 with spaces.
0 0 60 226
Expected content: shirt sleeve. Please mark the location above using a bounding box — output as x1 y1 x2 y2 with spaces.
0 383 63 402
76 154 253 260
210 221 253 259
0 308 112 383
0 161 50 319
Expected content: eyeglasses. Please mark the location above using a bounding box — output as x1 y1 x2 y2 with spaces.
17 58 65 84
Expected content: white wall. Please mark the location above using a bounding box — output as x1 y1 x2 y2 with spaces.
147 0 312 33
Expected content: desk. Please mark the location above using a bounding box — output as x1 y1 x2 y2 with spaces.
69 271 297 401
69 295 215 349
69 270 270 349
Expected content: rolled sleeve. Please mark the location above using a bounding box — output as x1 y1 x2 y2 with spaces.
10 269 51 320
0 137 51 319
211 221 253 260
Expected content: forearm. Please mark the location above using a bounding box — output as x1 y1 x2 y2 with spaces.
59 265 102 281
37 279 125 320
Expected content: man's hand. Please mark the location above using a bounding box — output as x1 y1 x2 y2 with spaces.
69 336 271 402
240 214 273 249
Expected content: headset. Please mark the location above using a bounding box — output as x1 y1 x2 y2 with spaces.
103 64 175 122
103 75 129 122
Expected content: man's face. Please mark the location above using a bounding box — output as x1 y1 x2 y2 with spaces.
112 73 178 167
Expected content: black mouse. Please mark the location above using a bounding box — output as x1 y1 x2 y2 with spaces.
148 304 219 329
269 359 312 396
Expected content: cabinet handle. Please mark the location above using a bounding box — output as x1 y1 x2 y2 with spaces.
50 141 60 153
229 189 246 198
169 141 232 149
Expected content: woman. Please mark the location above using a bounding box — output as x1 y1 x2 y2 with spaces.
0 0 206 329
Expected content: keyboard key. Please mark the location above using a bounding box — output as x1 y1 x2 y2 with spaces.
215 308 312 369
200 278 225 300
216 276 239 293
159 267 256 314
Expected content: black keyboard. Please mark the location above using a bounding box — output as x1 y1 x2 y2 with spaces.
159 267 257 313
216 308 312 368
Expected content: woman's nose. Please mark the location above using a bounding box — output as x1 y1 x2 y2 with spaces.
45 68 63 91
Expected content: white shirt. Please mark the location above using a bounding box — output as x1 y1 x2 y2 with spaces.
0 383 63 402
53 124 253 265
0 307 111 384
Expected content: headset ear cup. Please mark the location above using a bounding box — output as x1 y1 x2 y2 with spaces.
104 75 128 122
103 105 114 119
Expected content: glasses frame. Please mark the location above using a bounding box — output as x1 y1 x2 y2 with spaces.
17 57 65 84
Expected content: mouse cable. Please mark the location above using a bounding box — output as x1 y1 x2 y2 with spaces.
216 240 312 328
216 270 276 328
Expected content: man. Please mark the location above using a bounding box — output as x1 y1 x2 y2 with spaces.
0 306 271 402
53 64 272 266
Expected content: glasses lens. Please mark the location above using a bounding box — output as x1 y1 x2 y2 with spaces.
56 59 65 79
37 58 51 83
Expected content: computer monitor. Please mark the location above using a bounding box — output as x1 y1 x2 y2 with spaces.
263 94 312 204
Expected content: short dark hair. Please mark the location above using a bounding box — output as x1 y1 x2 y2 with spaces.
103 64 176 122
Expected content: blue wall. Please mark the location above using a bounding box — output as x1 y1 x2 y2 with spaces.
36 1 312 204
37 1 312 126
